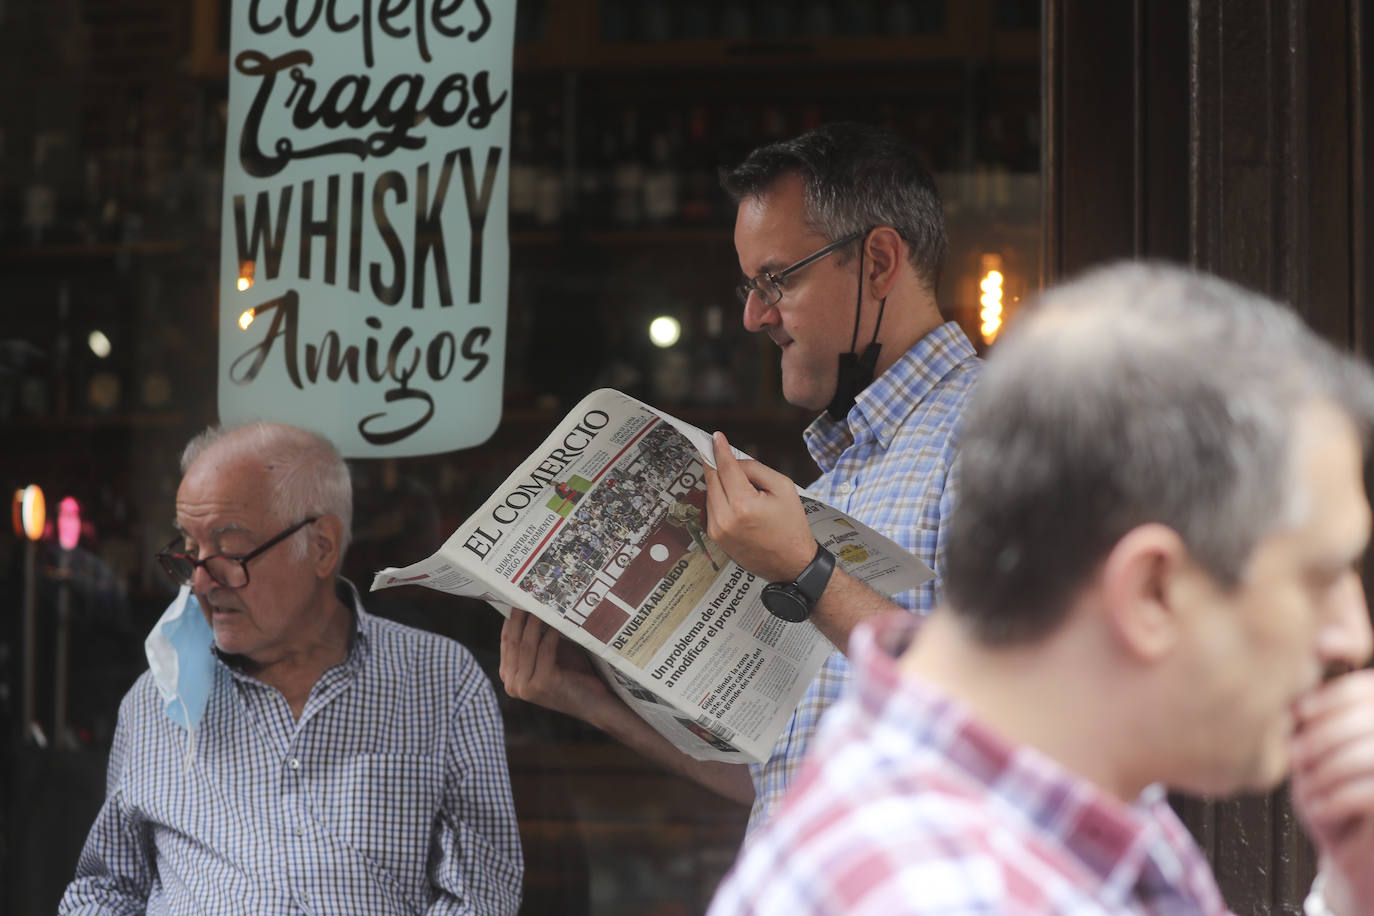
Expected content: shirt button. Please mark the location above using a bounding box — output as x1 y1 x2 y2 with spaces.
838 482 853 496
882 424 894 438
287 757 301 770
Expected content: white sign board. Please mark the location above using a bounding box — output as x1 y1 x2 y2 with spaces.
218 0 513 457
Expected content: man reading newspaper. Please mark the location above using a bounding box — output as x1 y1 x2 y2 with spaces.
498 122 980 827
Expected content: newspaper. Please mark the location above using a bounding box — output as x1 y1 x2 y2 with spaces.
370 388 932 763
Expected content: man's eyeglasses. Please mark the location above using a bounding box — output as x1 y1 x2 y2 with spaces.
735 229 868 307
156 517 318 589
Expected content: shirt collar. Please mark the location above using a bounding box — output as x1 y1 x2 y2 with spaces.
804 321 977 471
850 613 1191 910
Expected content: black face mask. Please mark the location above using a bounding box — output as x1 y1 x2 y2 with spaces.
825 243 886 420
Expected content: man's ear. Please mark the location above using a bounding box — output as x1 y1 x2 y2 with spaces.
864 226 904 299
310 515 345 581
1098 523 1191 662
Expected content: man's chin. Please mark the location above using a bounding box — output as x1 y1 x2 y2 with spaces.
780 377 830 413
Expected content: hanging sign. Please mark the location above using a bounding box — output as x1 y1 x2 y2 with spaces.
218 0 513 457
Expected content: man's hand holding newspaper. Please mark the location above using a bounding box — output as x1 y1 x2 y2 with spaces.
703 431 818 584
499 609 609 719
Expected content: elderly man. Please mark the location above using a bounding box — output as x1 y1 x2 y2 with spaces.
60 422 522 914
709 262 1374 914
500 122 980 830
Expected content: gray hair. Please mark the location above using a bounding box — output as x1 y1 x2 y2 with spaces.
946 261 1374 645
181 421 354 559
720 121 947 292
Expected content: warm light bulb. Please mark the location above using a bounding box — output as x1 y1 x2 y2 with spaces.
88 330 112 358
239 308 257 330
979 258 1005 344
649 316 682 348
237 276 252 291
12 485 45 541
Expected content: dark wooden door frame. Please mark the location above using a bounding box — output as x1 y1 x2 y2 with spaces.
1044 1 1370 911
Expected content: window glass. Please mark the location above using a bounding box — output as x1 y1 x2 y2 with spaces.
0 1 1040 910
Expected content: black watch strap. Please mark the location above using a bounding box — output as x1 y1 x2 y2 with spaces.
761 542 836 622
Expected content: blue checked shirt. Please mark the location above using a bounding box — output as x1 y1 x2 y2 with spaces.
747 321 981 830
60 581 523 915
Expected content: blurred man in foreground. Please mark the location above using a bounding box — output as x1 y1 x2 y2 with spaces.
709 262 1374 914
61 422 522 914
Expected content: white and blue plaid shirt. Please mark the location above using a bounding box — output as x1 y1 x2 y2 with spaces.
748 321 981 830
60 581 523 915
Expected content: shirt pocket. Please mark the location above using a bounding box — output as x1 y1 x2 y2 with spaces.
328 752 445 901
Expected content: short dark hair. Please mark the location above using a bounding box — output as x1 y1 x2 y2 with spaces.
945 261 1374 645
720 122 947 292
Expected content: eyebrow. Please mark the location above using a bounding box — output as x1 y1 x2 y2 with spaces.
172 522 255 544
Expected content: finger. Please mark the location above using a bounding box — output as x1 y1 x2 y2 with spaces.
711 431 760 503
532 623 565 682
1294 713 1374 776
1294 733 1374 808
703 466 732 540
498 609 529 687
1297 670 1374 725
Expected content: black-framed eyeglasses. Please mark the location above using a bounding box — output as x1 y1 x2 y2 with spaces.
156 517 318 589
735 229 869 307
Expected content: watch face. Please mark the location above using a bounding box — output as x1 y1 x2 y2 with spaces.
762 583 810 623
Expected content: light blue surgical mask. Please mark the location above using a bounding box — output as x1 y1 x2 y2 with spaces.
144 585 215 768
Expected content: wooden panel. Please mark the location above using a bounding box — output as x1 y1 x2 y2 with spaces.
1047 0 1372 910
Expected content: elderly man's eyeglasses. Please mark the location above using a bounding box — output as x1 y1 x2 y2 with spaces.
735 230 868 307
156 517 318 589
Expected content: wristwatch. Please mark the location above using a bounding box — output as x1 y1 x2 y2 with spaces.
761 542 836 623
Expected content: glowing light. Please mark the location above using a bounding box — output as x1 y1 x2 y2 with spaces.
238 260 255 291
88 330 112 359
649 316 682 348
238 308 257 330
58 497 81 551
979 255 1005 344
237 276 252 291
12 485 45 541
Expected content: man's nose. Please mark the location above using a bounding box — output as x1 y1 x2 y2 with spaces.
189 559 218 593
1319 573 1373 674
742 291 778 333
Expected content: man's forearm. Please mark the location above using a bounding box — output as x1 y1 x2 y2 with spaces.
584 691 756 805
808 568 907 655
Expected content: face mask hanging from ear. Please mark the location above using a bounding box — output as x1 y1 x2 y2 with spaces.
825 241 887 420
145 585 215 770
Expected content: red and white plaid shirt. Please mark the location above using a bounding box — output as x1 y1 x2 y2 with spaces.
709 613 1231 915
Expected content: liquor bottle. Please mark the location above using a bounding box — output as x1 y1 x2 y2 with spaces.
533 102 564 227
800 0 834 35
601 0 632 40
576 114 613 228
509 108 537 227
719 0 753 39
679 0 713 38
612 109 645 227
836 0 877 34
754 0 790 37
695 304 738 406
680 106 716 224
642 126 680 224
23 136 57 246
639 0 672 41
884 0 917 33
